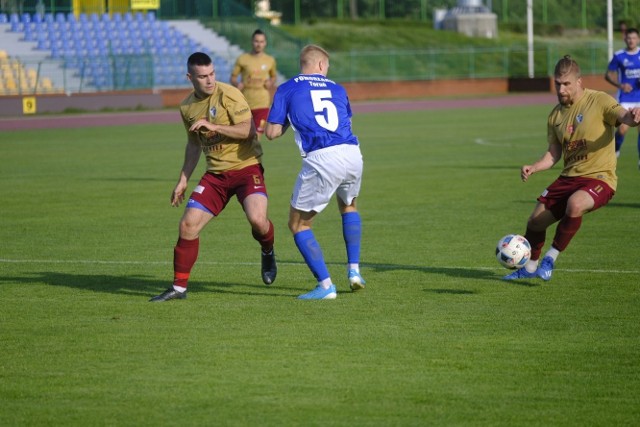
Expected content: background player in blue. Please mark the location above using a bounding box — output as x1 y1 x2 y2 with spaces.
264 44 365 300
606 27 640 167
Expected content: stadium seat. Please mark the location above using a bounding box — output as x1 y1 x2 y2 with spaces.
3 11 235 91
0 13 8 23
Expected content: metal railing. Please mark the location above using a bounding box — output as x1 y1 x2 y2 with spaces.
1 42 614 97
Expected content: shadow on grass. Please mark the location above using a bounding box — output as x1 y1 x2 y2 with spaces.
0 272 304 299
2 261 540 300
363 262 541 290
607 202 640 209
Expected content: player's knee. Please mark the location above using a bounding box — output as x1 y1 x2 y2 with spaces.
179 219 200 238
565 203 587 217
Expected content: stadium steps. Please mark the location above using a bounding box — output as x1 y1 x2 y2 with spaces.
169 20 243 62
0 21 84 93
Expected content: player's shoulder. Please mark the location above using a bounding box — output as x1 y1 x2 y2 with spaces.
586 88 614 101
236 52 251 61
179 91 200 113
217 81 243 96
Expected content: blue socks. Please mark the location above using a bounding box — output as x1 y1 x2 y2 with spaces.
294 212 362 283
342 211 362 265
294 229 330 282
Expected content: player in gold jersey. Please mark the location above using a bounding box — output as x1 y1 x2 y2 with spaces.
150 52 277 302
504 55 640 282
231 29 277 139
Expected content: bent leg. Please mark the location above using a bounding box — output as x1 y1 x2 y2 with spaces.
243 193 274 252
550 189 593 252
290 207 332 284
174 207 214 289
524 202 559 261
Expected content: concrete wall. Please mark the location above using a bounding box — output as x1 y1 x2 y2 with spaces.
0 75 616 117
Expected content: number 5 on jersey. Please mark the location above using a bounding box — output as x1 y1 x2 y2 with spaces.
310 90 339 132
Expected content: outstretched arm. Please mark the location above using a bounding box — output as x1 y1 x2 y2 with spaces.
520 142 562 182
171 139 201 207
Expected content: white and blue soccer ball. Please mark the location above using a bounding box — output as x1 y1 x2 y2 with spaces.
496 234 531 269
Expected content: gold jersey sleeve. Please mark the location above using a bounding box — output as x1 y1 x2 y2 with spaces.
547 89 623 190
179 82 262 173
231 53 276 109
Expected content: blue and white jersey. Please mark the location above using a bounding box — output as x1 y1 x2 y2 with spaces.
608 48 640 103
267 73 359 157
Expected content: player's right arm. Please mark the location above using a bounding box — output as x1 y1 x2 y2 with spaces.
230 60 244 91
171 137 201 207
604 57 632 92
604 69 623 89
521 142 562 182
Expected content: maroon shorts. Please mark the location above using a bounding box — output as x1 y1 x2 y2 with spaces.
188 164 268 216
252 108 269 134
538 176 614 219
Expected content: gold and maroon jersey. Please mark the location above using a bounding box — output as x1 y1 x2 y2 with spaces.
231 53 276 109
180 82 262 173
547 88 623 190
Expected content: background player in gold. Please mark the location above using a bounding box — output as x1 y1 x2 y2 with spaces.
150 52 277 302
504 55 640 282
231 29 277 139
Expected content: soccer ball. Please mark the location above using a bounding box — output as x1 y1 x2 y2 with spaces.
496 234 531 269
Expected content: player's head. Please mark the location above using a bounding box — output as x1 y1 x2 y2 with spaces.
252 29 267 54
624 28 639 50
553 55 583 106
187 52 216 98
300 44 330 76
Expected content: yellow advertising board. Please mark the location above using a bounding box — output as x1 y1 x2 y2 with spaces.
22 97 37 115
131 0 160 10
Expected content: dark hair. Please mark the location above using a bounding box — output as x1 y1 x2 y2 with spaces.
187 52 212 69
554 55 581 77
626 27 639 36
252 29 266 39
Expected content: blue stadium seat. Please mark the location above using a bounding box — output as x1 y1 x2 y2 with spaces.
0 13 8 23
23 25 36 41
10 14 22 32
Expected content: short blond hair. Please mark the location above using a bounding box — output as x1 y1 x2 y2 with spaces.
554 55 581 78
300 44 330 69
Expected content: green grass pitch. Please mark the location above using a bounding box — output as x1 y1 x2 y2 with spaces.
1 104 639 426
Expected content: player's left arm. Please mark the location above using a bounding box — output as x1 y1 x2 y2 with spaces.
265 121 286 140
265 114 290 140
617 106 640 126
265 59 277 90
190 118 255 140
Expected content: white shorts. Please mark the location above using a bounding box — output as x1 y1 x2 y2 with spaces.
620 102 640 109
291 144 363 213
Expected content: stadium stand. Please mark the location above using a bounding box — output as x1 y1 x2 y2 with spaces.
0 47 61 95
0 11 237 93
